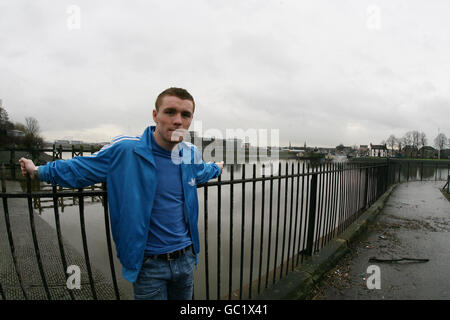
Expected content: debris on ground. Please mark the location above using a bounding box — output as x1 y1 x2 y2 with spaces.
368 257 429 263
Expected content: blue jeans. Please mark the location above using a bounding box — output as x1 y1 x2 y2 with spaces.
132 247 195 300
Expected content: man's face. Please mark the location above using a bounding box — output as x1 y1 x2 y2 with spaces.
153 95 194 148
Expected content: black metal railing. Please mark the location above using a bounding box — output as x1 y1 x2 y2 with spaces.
1 155 449 300
0 172 119 300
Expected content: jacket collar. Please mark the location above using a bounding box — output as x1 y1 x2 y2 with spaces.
134 126 156 166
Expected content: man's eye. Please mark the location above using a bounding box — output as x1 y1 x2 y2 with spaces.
182 113 191 118
166 110 175 114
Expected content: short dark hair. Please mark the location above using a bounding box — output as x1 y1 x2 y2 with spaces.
155 87 195 112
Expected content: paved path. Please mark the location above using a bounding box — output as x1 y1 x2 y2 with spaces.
0 181 124 300
310 181 450 300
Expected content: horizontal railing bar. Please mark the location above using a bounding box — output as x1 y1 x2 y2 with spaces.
0 147 100 152
1 191 107 198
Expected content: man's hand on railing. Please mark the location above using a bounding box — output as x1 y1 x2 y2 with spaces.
216 161 224 174
19 158 37 179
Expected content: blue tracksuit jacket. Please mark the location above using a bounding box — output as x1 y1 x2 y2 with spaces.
38 126 221 282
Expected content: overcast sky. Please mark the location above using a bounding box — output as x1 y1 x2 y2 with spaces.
1 0 449 147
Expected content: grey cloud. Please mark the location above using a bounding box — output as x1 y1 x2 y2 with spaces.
1 0 450 147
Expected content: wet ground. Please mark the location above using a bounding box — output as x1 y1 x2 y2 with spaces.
308 181 450 300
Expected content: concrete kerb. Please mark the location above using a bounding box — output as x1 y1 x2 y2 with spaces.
255 184 398 300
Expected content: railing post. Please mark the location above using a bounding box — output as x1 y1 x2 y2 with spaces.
305 172 318 256
31 147 38 164
407 162 410 182
363 166 369 209
421 161 424 181
10 147 15 179
385 159 389 191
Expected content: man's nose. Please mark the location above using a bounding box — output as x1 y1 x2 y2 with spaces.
173 113 182 125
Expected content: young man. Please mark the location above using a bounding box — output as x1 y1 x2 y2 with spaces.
19 87 224 300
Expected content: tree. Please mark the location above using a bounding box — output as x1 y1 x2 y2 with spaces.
14 122 26 132
418 132 427 148
411 130 420 149
23 116 44 149
0 106 14 131
0 105 15 146
402 130 421 158
419 132 427 158
25 116 41 137
434 133 448 159
386 134 396 156
0 106 10 124
403 131 413 146
396 137 403 154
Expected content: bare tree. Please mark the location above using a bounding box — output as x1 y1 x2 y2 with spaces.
386 134 396 156
419 132 427 147
396 137 403 153
23 116 44 148
403 131 413 146
419 132 427 158
412 130 419 149
434 133 448 159
25 116 41 137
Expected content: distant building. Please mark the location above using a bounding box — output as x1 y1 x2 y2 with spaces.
439 149 450 159
54 139 84 145
335 144 354 156
402 145 418 158
54 140 70 145
370 143 387 157
358 145 369 157
7 129 25 138
418 146 438 159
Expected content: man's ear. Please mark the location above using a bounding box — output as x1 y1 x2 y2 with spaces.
152 109 157 124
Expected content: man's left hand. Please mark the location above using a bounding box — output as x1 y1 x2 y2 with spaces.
216 161 224 174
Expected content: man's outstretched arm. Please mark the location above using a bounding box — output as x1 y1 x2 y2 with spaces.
191 144 224 184
19 144 113 188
